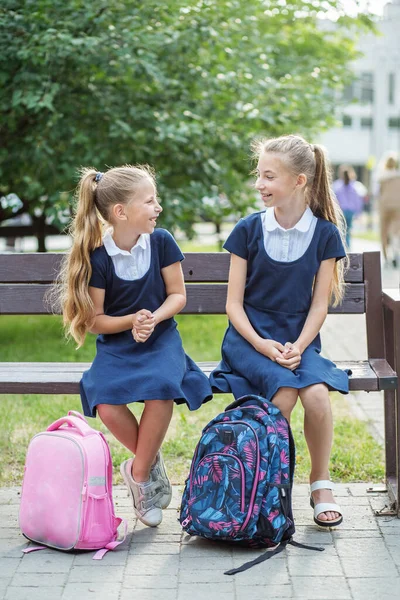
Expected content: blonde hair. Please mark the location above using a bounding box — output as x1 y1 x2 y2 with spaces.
59 164 156 347
252 134 347 306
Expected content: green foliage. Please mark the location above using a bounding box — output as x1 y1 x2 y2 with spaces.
0 1 373 236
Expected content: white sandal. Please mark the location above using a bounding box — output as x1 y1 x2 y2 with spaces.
310 480 343 528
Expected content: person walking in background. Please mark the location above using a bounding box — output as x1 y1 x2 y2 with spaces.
377 154 400 267
59 165 212 527
332 165 365 249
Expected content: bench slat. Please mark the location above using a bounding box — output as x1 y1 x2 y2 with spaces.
0 252 364 283
0 282 366 315
0 360 392 394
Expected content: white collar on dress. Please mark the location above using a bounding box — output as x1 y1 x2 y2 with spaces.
264 206 314 233
103 229 148 256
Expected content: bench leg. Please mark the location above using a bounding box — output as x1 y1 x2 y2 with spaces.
383 300 400 516
384 388 399 515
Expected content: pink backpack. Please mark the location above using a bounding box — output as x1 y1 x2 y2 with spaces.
19 411 126 560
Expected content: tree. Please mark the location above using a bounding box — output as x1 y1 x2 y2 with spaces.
0 0 373 250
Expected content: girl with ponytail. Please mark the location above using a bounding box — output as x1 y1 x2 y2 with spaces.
210 135 348 529
61 165 212 528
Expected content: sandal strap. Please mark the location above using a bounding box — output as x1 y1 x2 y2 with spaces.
314 502 342 517
310 480 335 493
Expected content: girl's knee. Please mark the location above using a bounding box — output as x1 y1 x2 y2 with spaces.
96 403 121 422
299 384 330 411
144 399 174 413
272 387 298 419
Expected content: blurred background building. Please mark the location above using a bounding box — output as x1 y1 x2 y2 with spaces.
319 0 400 187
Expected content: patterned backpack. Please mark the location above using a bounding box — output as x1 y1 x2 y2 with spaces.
179 395 323 574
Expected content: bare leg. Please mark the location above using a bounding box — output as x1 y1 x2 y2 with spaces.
132 400 174 482
271 387 298 422
380 208 389 261
299 384 340 522
97 404 139 454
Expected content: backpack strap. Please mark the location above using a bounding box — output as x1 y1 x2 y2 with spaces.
92 518 128 560
224 541 288 575
47 415 94 437
223 539 325 576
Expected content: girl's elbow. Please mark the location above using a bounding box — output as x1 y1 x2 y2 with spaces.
179 294 186 311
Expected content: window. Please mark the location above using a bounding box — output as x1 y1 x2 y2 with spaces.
389 73 395 105
360 72 374 103
361 117 373 129
342 83 355 103
342 115 352 127
388 117 400 129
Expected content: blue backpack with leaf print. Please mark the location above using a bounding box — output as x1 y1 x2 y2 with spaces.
179 395 323 574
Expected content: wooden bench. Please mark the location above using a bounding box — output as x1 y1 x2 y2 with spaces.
0 251 399 514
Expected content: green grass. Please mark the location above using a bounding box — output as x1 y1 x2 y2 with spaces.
353 230 380 243
0 314 384 486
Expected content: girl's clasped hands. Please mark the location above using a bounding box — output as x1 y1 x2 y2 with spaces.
257 339 301 371
132 310 156 343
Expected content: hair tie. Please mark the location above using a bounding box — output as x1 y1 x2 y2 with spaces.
95 172 103 183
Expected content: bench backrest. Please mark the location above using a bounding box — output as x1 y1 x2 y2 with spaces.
0 251 384 359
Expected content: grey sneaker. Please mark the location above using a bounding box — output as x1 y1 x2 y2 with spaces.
120 459 163 527
151 451 172 509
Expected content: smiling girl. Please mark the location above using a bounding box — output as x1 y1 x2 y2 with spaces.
61 165 212 527
210 135 349 528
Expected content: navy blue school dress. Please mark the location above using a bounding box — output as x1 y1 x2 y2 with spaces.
80 228 213 418
209 212 350 400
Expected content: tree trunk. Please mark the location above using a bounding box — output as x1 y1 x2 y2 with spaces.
33 215 47 252
215 221 223 251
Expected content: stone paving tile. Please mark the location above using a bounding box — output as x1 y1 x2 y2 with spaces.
288 554 344 578
340 553 398 578
335 537 393 557
10 572 67 587
123 574 178 588
121 590 177 600
0 489 20 505
0 579 11 596
347 576 400 600
129 542 181 555
132 530 181 544
125 553 180 575
15 552 74 573
179 555 233 571
179 542 232 558
229 559 290 584
67 565 125 583
0 539 28 559
62 582 122 600
236 585 293 599
179 568 231 583
332 529 387 539
177 583 234 600
0 558 21 578
5 587 63 600
0 528 21 539
72 548 128 566
291 576 352 599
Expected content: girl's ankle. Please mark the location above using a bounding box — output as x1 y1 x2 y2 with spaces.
131 465 151 484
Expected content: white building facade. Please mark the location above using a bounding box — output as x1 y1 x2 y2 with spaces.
319 0 400 186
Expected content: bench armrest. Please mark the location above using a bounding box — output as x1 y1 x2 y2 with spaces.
382 289 400 377
383 288 400 311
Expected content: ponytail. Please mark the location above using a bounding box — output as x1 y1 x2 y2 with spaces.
310 145 347 307
60 168 104 347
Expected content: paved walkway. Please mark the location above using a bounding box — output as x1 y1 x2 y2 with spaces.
1 483 400 600
1 229 400 599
